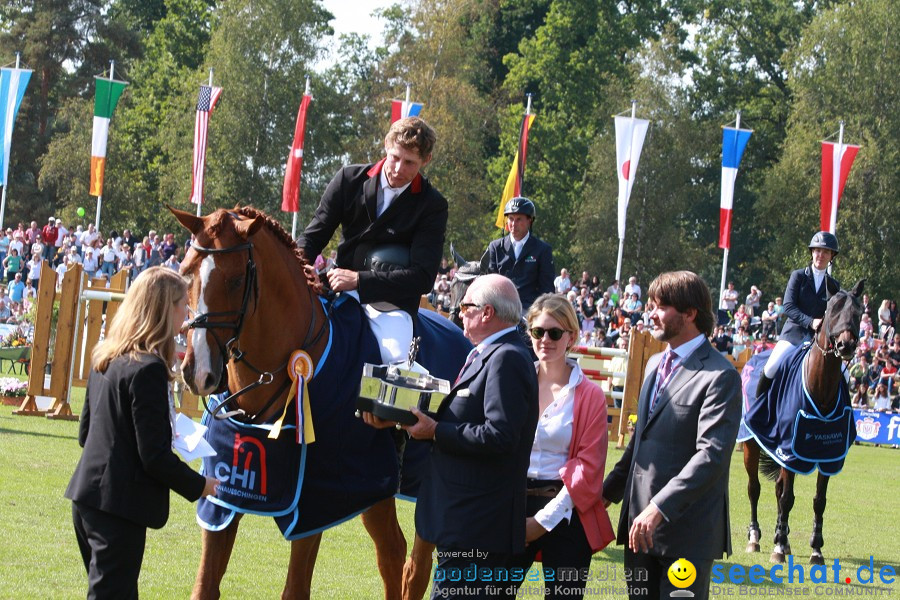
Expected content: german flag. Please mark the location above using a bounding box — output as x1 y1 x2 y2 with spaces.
495 113 536 229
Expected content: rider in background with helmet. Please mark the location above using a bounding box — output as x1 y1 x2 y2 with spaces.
756 231 841 397
486 197 555 314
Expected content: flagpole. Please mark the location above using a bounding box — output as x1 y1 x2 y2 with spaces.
96 60 115 231
719 110 740 310
615 100 637 283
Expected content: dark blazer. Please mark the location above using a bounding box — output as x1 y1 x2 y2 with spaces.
65 354 206 529
486 234 555 311
415 330 539 554
299 161 448 316
603 339 741 560
780 266 840 345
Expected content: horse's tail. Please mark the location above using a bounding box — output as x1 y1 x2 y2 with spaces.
759 451 781 481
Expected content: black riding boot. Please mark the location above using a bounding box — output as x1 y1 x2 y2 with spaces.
756 373 773 398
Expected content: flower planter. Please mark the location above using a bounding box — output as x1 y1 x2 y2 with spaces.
1 394 24 406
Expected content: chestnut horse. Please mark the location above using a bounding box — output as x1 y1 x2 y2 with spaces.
171 206 465 600
741 279 863 565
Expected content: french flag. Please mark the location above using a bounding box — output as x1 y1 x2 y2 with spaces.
719 127 752 249
391 99 423 123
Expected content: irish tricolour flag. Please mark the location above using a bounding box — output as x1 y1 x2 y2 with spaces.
90 77 128 197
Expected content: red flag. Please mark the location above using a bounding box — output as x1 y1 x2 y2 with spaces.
190 85 223 206
282 93 312 213
820 141 860 233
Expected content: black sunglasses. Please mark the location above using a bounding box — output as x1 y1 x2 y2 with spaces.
459 302 483 312
529 327 567 341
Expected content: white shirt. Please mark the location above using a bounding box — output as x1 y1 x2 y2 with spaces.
472 325 518 353
378 171 411 218
812 266 827 293
510 232 529 260
528 360 583 530
625 283 641 298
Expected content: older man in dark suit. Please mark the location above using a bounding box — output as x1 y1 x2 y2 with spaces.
486 197 554 313
299 117 447 362
405 273 539 599
603 271 742 600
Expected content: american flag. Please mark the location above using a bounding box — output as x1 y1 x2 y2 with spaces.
190 85 223 205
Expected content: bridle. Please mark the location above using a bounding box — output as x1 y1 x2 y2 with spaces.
812 293 858 360
187 236 329 422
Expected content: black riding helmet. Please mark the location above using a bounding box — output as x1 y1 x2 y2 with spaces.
809 231 839 255
504 196 536 218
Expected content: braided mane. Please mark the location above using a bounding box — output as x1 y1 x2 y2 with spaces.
213 205 322 294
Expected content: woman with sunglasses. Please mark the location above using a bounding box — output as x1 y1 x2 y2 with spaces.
506 293 615 599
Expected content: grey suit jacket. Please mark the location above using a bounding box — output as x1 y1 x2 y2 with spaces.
603 338 741 560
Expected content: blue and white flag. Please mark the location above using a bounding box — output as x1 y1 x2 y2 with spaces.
719 126 752 249
0 67 32 186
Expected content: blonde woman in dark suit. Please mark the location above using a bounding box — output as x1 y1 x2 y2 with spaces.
66 267 218 599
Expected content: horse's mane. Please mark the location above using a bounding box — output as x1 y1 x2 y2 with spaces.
211 205 322 294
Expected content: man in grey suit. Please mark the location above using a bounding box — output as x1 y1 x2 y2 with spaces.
603 271 742 600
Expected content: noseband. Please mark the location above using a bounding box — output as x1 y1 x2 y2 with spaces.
187 239 327 422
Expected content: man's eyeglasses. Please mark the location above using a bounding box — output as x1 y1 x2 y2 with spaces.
459 302 483 313
529 327 567 341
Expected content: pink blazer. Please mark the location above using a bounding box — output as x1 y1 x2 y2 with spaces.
559 378 616 552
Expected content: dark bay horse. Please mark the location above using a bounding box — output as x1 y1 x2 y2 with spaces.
171 206 467 600
740 279 864 565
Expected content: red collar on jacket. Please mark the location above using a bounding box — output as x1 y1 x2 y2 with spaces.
366 158 424 194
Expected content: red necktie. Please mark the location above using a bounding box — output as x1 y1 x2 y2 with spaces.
455 348 479 385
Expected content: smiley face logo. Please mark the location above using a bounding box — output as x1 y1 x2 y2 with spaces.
667 558 696 589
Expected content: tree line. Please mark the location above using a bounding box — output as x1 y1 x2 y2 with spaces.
1 0 896 301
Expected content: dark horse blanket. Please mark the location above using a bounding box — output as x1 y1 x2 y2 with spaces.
197 294 472 539
738 343 855 476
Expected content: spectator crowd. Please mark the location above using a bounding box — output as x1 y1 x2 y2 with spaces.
0 217 191 324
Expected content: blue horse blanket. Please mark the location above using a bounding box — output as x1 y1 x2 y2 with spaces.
738 343 855 475
197 295 472 539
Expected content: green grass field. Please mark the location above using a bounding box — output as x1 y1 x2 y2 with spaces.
1 392 898 599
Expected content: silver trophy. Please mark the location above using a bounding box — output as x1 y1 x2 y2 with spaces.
355 337 450 425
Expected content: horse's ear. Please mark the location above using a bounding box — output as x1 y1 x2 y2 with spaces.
168 204 204 235
450 242 467 267
234 215 264 239
478 249 490 275
851 278 865 298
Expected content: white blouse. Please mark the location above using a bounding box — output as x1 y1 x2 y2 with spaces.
527 360 583 531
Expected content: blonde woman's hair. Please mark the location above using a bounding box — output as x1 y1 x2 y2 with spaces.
91 267 187 378
526 293 580 344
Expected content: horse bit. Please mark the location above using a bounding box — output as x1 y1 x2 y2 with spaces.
186 238 328 422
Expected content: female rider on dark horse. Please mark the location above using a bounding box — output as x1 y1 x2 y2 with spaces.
756 231 841 397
